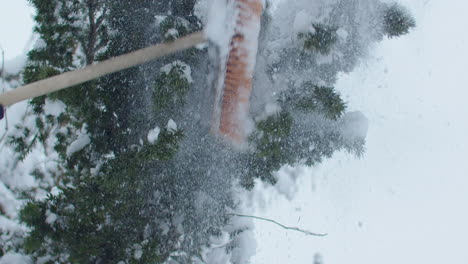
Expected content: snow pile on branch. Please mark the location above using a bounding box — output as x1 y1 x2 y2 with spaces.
0 253 32 264
161 61 193 83
66 125 90 157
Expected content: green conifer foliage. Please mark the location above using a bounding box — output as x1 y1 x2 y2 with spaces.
284 83 346 120
298 24 338 54
19 140 184 263
160 17 193 42
243 82 353 188
10 0 109 162
153 63 191 112
171 0 197 17
382 3 416 38
15 1 208 262
244 111 294 188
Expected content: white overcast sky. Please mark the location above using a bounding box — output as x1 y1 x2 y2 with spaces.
0 0 34 61
0 1 467 264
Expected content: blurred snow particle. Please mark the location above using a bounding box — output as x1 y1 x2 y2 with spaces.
167 119 177 132
340 111 369 140
147 126 161 144
45 209 58 225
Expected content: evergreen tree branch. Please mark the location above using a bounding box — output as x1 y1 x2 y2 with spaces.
228 213 328 237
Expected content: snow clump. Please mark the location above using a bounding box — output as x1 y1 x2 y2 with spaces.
147 126 161 144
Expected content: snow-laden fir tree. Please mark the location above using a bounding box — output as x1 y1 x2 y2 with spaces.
2 0 415 262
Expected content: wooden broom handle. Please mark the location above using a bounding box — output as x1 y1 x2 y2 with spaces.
0 31 206 110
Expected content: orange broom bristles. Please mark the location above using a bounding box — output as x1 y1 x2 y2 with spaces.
217 0 263 143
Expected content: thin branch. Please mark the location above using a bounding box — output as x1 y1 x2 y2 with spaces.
86 0 98 65
95 6 107 28
228 213 328 237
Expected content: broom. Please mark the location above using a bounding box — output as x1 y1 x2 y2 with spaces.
0 1 263 145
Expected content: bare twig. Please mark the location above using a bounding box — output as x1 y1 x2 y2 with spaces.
228 213 328 237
